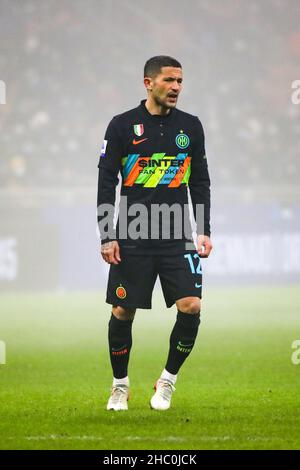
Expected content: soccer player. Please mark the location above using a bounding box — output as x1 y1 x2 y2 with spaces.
97 56 212 411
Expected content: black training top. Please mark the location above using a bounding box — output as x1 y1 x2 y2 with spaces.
97 99 211 255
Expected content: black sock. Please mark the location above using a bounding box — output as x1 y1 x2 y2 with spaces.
165 310 200 375
108 313 133 379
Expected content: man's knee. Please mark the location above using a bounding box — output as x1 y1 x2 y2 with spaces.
112 305 136 321
176 297 201 314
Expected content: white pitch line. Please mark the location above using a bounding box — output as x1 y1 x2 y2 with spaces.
5 435 287 443
25 435 104 441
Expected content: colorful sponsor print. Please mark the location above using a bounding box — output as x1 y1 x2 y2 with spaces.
121 153 191 187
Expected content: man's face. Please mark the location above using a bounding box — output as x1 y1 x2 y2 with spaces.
146 66 183 109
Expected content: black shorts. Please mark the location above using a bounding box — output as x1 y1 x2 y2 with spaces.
106 249 203 309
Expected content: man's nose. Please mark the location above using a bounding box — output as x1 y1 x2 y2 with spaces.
171 82 181 92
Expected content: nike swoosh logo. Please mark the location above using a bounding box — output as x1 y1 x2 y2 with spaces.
111 345 127 352
133 138 148 145
178 342 194 347
195 283 202 288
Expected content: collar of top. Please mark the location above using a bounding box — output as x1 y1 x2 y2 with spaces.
138 99 176 123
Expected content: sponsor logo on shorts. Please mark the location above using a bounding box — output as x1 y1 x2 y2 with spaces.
116 285 127 299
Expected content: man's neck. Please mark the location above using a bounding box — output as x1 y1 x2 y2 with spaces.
145 98 171 116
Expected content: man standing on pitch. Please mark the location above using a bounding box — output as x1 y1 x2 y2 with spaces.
97 56 212 411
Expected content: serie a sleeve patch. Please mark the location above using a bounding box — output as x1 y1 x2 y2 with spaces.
100 139 108 157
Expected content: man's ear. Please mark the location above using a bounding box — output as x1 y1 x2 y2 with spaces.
144 77 152 91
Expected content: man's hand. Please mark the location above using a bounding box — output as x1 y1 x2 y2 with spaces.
197 235 213 258
100 240 121 265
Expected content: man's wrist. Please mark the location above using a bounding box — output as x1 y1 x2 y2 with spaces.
101 238 117 245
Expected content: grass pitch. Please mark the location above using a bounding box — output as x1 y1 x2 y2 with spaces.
0 286 299 450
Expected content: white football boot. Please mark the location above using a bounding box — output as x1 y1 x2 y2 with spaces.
106 384 129 411
150 379 176 410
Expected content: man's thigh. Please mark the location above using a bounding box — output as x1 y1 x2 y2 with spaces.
158 250 203 308
106 255 158 309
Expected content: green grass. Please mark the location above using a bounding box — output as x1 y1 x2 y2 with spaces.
0 286 300 450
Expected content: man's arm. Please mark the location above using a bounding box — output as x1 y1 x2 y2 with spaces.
97 117 122 264
189 117 212 257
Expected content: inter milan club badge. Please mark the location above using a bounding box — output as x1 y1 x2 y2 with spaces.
134 124 144 136
116 285 127 299
176 130 190 149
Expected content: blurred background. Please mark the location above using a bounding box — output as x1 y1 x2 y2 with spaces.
0 0 300 292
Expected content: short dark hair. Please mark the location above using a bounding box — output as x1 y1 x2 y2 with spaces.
144 55 182 78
